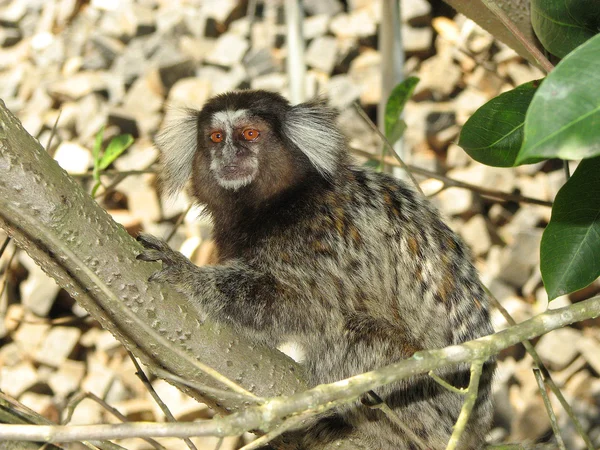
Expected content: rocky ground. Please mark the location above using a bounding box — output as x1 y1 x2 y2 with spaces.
0 0 599 449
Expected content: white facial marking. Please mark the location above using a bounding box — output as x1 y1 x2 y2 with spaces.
211 109 249 137
210 109 258 191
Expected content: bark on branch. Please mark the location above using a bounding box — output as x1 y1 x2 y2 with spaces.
0 99 307 411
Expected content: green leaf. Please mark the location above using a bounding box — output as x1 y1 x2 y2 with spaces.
517 34 600 164
531 0 600 58
388 120 407 147
92 126 105 166
98 134 134 170
458 81 541 167
384 77 419 143
541 157 600 300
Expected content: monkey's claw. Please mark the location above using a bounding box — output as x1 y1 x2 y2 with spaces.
136 233 191 283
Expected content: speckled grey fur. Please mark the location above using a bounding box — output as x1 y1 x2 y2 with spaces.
140 90 495 449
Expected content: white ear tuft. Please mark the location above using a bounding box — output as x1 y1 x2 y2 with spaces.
155 107 199 197
284 101 345 178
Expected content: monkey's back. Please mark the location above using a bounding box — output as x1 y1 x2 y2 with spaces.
228 165 495 449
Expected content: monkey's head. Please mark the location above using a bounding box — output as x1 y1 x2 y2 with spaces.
156 90 346 208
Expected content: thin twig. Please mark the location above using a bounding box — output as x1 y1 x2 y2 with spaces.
0 235 10 259
213 437 224 450
363 391 429 450
563 161 571 180
353 102 424 195
239 415 304 450
94 173 128 199
94 159 159 199
128 351 198 450
46 109 62 155
487 288 594 450
446 361 484 450
533 368 566 450
480 0 554 73
0 392 124 450
165 204 192 244
428 371 466 395
351 147 553 207
0 246 17 299
64 392 167 450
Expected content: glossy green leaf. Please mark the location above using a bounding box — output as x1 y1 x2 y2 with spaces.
531 0 600 58
458 81 540 167
541 157 600 300
98 134 134 170
384 77 419 144
517 34 600 164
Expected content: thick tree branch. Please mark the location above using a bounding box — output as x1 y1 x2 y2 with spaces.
0 100 307 410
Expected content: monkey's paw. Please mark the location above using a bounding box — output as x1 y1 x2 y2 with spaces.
136 233 195 285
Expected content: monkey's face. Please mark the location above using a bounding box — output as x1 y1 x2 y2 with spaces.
157 90 346 207
202 110 265 191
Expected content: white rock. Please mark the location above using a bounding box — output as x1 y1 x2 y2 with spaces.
82 362 115 397
460 215 491 256
577 337 600 375
116 174 161 224
401 0 431 23
496 230 543 287
54 141 92 174
69 397 104 425
304 14 330 40
330 10 376 38
19 392 53 415
326 75 362 109
250 72 287 92
417 53 461 97
167 78 212 109
150 379 208 420
402 26 433 53
48 359 86 398
0 361 38 397
348 49 381 104
35 326 82 367
12 320 50 357
434 187 474 216
95 329 121 352
113 139 159 172
446 143 470 168
205 33 249 67
305 36 338 74
0 342 21 367
535 327 582 370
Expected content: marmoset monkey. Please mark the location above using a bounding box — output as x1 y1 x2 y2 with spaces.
137 90 495 449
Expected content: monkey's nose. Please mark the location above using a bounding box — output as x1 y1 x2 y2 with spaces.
234 146 251 157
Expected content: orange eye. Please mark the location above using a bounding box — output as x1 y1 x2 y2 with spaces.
210 131 224 143
241 128 260 141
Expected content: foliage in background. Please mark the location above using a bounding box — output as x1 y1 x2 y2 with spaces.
384 76 419 147
458 3 600 300
91 126 134 196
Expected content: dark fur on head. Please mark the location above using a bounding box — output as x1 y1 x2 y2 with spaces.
157 90 347 207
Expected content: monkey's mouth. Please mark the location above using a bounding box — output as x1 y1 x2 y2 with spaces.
214 162 258 190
